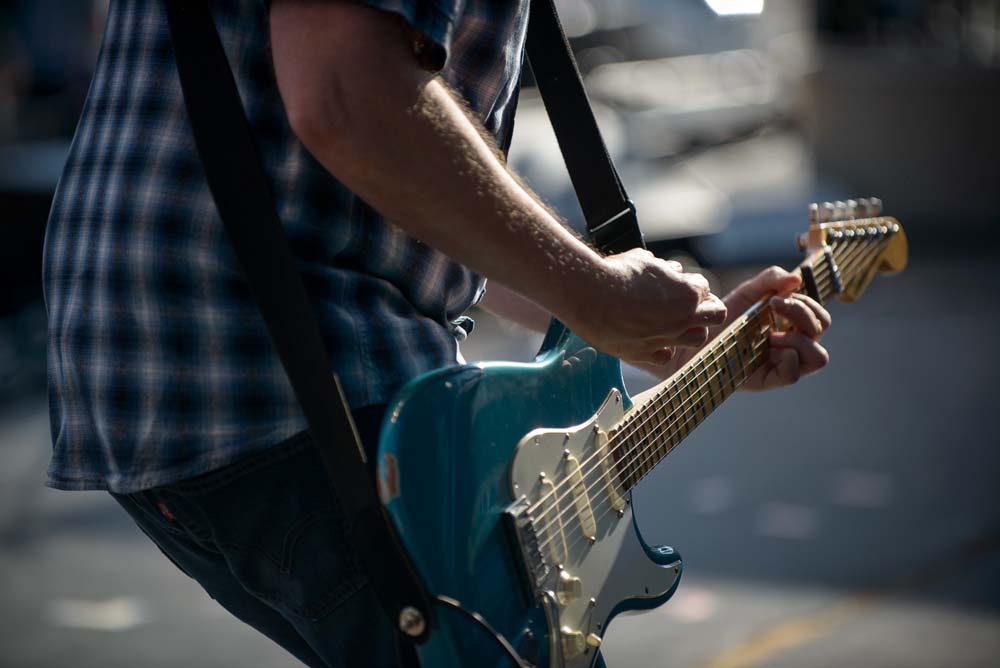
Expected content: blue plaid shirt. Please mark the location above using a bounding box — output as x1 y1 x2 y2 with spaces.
43 0 528 492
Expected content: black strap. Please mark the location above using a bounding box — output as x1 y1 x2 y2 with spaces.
161 1 434 642
526 0 645 254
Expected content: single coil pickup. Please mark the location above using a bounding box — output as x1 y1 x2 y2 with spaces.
595 431 626 512
537 475 568 566
564 453 597 540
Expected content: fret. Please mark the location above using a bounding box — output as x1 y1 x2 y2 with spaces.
732 323 748 384
632 411 650 475
693 362 709 418
651 400 669 461
617 429 636 489
721 333 739 393
710 343 729 403
634 407 652 481
701 354 718 412
670 385 687 443
662 386 680 446
676 371 692 438
617 306 775 492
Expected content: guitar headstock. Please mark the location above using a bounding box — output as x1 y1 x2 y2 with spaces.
796 197 908 304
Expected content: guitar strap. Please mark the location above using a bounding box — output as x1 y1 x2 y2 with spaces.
161 0 435 645
162 0 640 654
527 0 645 254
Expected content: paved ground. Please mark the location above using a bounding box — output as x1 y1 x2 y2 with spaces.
1 247 998 667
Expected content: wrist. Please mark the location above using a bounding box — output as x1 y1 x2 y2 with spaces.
543 245 614 331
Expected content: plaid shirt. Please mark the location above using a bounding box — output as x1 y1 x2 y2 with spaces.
43 0 528 492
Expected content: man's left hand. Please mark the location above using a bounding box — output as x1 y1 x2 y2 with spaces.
724 266 831 392
635 265 831 390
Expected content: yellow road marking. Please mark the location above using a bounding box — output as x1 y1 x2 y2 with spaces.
701 530 1000 668
704 595 877 668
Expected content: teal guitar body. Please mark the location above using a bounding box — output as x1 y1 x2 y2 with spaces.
377 322 683 668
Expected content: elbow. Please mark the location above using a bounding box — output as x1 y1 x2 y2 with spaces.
271 1 429 161
271 3 360 156
282 83 350 155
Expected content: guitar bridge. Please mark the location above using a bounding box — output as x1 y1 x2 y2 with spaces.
503 497 552 603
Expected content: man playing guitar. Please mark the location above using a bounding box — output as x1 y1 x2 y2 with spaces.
43 1 830 666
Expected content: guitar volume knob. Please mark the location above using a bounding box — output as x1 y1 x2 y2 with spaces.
557 569 583 605
561 627 587 660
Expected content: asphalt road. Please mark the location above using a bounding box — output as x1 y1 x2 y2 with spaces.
1 247 998 668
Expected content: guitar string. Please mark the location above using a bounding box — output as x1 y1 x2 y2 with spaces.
582 235 890 515
526 306 772 519
532 338 768 550
531 333 770 545
531 234 891 552
534 341 771 557
536 346 770 558
813 227 887 294
537 234 895 559
529 236 885 541
526 229 888 523
530 299 788 529
600 229 889 476
603 233 889 493
530 233 893 556
811 236 886 305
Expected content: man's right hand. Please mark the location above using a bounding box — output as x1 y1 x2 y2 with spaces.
564 248 727 366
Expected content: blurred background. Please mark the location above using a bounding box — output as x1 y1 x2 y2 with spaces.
1 0 998 666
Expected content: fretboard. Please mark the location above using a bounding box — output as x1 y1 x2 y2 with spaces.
610 300 774 490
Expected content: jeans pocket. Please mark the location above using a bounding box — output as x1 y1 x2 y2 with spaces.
220 505 367 621
164 434 368 621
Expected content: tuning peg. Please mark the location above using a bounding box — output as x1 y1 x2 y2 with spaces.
855 198 870 218
868 197 883 216
833 200 848 221
845 199 858 219
820 202 835 223
808 203 819 226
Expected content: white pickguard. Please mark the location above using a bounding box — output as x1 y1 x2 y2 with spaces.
508 391 682 668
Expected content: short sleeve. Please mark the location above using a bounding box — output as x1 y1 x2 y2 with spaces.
361 0 465 71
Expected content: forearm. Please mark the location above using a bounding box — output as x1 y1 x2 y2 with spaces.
271 2 604 326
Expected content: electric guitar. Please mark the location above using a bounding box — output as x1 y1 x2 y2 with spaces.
376 199 908 667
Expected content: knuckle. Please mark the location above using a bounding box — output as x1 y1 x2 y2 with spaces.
678 284 701 308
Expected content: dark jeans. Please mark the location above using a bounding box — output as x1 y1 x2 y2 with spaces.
111 405 417 668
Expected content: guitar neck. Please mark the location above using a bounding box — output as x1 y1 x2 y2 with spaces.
608 218 899 491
